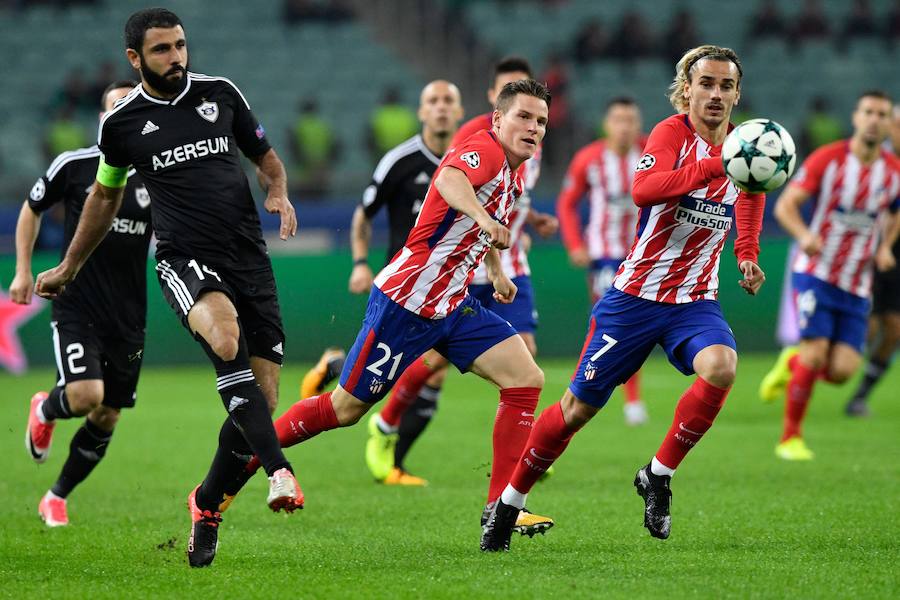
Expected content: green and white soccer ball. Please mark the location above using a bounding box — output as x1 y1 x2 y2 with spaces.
722 119 796 193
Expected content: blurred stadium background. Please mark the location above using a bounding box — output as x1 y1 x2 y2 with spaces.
1 0 898 368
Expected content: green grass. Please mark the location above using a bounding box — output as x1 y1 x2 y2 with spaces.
1 354 898 599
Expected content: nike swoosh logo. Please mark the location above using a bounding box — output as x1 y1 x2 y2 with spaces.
678 422 703 436
529 448 553 462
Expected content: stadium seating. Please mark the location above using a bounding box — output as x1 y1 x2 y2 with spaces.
0 0 424 200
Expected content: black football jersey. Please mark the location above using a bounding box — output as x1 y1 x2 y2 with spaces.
28 146 151 334
98 73 272 266
361 134 441 264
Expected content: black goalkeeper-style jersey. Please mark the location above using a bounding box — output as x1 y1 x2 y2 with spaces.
98 72 272 266
361 134 442 264
28 146 151 335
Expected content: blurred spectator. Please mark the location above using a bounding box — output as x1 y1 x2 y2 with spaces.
51 68 90 114
886 0 900 47
800 96 844 155
43 104 88 162
661 10 700 66
86 61 121 108
573 19 608 64
367 87 419 163
747 0 788 40
608 10 655 60
839 0 878 50
287 98 341 197
887 105 900 154
282 0 353 24
790 0 831 46
539 53 572 167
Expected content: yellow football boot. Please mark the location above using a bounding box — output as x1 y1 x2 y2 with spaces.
759 346 798 403
365 413 398 481
300 347 345 399
383 467 428 486
775 436 814 461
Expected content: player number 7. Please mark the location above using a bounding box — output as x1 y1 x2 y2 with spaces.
589 334 618 361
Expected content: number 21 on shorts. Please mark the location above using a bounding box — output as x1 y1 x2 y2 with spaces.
366 342 403 380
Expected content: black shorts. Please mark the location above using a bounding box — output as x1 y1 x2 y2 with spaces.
155 255 285 364
51 320 144 409
872 265 900 315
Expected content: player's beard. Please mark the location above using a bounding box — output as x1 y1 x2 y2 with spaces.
140 58 188 96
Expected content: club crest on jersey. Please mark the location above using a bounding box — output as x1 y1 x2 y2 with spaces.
135 185 151 209
369 379 385 395
584 362 597 381
196 100 219 123
636 153 656 171
460 151 480 169
29 178 45 202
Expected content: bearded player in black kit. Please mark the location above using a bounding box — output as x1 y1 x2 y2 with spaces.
36 8 300 568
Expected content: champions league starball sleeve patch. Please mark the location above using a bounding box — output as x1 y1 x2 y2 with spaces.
255 124 266 140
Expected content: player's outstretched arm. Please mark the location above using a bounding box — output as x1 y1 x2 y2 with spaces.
348 206 374 294
876 211 900 272
252 148 297 240
434 166 510 249
35 181 124 299
774 185 820 256
556 149 590 265
10 202 42 304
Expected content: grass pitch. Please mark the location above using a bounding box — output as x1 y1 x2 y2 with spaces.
1 353 898 599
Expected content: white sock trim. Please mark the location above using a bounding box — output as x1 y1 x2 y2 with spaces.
650 456 675 477
37 400 50 424
500 484 527 510
376 413 398 435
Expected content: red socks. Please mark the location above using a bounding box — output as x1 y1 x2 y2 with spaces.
783 357 818 442
488 387 540 502
509 402 579 495
379 357 434 428
274 392 340 448
623 370 641 404
655 377 729 470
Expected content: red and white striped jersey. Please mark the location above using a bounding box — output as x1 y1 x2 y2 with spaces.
557 139 643 260
374 130 522 318
790 141 900 298
613 114 766 304
453 113 541 283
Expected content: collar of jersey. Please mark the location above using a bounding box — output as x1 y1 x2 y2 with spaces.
139 74 193 106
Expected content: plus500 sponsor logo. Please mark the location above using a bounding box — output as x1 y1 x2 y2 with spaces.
674 197 733 231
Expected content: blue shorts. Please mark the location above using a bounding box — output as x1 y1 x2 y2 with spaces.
589 258 625 301
569 288 736 408
469 275 538 333
792 273 870 352
339 288 518 403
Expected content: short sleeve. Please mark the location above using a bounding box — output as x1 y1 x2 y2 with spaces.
443 133 505 189
360 152 402 218
226 79 272 158
27 157 70 213
789 146 833 195
97 116 130 168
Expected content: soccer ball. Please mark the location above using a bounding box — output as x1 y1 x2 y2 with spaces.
722 119 796 193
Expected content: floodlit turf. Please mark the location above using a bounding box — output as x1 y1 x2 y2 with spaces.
1 353 898 598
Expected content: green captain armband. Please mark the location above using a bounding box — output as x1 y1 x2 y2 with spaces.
96 158 129 188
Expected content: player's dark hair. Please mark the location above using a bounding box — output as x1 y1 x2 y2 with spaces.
493 56 533 85
668 45 742 113
100 79 139 110
495 79 551 114
857 89 893 105
606 96 638 111
125 7 183 53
